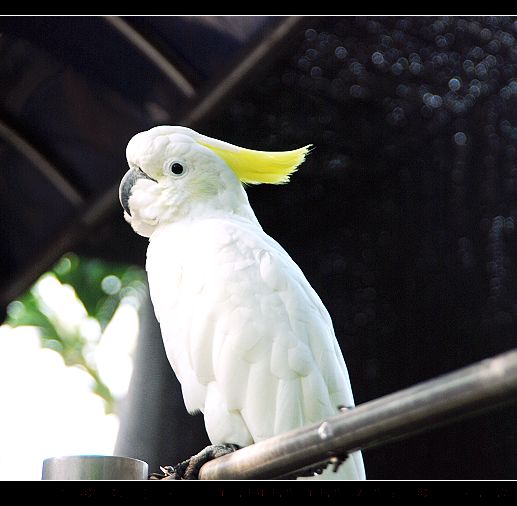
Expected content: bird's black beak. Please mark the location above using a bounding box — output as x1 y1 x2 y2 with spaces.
119 167 156 216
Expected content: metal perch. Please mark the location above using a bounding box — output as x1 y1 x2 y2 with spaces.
198 348 517 480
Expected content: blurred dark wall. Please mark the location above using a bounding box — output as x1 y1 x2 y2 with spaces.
115 295 209 471
115 16 517 478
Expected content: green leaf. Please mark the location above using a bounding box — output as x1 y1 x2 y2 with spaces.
7 292 62 343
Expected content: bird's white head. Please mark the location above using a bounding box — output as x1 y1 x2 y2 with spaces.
120 125 311 237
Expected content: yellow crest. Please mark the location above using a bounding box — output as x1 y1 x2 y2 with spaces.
199 138 312 185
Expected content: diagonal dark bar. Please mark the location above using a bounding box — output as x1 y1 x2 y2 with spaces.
0 118 85 207
198 348 517 480
103 16 197 99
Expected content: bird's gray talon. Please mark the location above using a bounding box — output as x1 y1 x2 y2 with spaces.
153 443 240 480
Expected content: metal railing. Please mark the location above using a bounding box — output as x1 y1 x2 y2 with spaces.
198 348 517 480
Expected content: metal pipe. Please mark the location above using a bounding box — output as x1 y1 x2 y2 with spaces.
199 348 517 480
103 16 197 98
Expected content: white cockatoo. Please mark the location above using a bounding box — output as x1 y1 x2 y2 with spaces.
119 126 365 480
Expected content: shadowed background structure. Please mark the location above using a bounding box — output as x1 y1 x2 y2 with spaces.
1 16 517 478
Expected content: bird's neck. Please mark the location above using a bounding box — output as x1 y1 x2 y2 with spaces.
158 184 261 230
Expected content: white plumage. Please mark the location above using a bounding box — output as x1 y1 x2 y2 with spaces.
121 126 365 479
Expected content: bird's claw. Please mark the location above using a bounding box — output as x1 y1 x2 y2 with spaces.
149 443 240 480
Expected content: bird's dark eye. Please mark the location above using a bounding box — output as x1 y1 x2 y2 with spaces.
169 162 185 175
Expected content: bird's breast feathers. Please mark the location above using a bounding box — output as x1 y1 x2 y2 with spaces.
146 217 355 426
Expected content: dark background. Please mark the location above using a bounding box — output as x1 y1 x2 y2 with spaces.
2 16 517 479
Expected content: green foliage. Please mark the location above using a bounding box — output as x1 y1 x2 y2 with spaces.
6 253 147 413
52 254 146 331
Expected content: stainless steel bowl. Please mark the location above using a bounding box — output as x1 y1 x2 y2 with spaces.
42 455 148 480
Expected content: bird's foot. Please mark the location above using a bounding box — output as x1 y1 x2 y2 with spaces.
149 443 240 480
